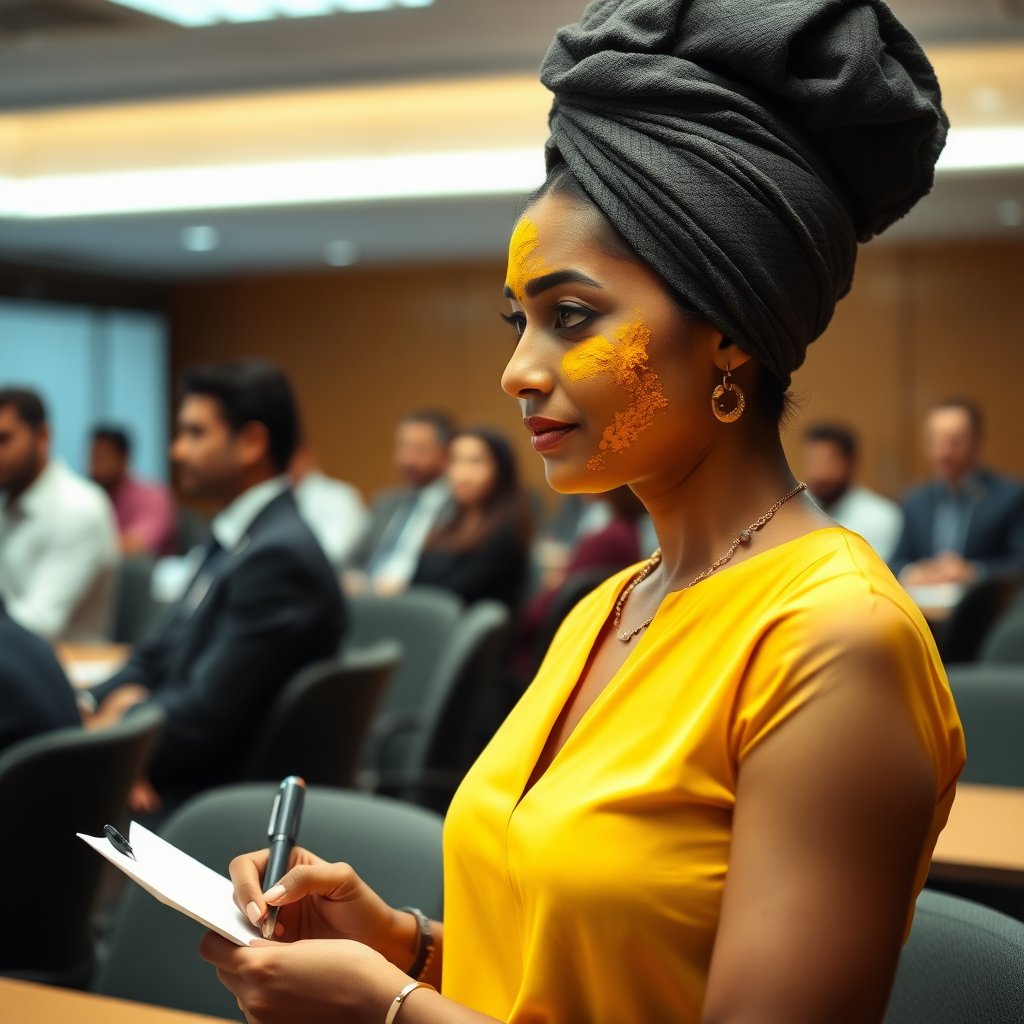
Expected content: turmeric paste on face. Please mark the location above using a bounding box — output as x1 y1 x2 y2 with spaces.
562 315 668 471
506 218 550 303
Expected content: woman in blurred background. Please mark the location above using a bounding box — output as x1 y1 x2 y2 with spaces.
411 427 530 611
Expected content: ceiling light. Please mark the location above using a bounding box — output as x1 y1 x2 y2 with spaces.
180 225 220 251
104 0 432 26
323 239 358 266
0 148 546 219
937 127 1024 172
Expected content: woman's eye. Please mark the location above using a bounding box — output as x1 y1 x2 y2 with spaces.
555 306 592 330
500 311 527 338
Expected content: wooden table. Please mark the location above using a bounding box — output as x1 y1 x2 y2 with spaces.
0 978 232 1024
56 642 130 689
931 782 1024 887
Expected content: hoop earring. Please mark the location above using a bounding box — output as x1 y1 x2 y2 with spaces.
711 361 746 423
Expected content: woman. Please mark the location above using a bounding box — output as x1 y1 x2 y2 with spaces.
203 2 964 1021
411 428 530 610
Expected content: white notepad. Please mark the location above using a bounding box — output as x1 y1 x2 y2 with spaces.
79 821 261 946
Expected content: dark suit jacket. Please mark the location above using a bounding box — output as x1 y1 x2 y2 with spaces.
0 603 80 759
889 468 1024 578
94 492 346 797
351 485 454 570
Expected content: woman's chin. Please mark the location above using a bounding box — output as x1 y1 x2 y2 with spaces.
541 455 614 495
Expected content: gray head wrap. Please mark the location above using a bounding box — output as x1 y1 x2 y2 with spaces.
540 0 946 384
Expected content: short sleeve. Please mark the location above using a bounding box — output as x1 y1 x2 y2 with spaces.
729 580 963 791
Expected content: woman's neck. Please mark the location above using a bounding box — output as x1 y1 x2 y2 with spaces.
633 422 824 593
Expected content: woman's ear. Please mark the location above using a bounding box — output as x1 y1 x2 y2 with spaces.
712 335 754 373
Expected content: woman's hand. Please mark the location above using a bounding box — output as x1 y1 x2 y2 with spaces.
200 933 409 1024
229 847 419 970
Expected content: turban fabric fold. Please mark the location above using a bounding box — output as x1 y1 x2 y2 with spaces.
540 0 946 384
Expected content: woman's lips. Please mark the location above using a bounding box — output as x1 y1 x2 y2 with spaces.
525 416 577 452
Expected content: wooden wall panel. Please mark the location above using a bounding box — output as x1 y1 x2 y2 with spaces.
170 240 1024 505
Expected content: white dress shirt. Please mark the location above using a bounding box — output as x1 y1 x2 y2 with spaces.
293 470 369 572
816 485 904 563
0 459 119 642
370 478 451 588
211 475 291 553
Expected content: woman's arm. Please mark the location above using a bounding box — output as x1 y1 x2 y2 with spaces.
702 607 939 1024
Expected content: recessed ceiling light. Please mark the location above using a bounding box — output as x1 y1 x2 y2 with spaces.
999 199 1023 228
324 239 358 266
181 225 220 251
105 0 432 27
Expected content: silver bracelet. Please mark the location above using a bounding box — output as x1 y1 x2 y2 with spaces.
384 980 435 1024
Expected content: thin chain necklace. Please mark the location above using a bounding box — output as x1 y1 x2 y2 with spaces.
612 482 808 643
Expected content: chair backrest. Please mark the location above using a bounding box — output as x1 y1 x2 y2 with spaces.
947 664 1024 786
0 705 164 985
981 608 1024 665
113 554 163 644
410 600 510 777
942 573 1022 664
531 566 622 676
886 889 1024 1023
244 640 401 787
347 588 463 717
95 783 443 1020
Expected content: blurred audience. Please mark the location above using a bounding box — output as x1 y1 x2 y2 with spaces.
84 361 346 813
0 599 80 759
892 400 1024 584
289 444 369 573
803 423 903 561
90 424 178 558
350 409 454 595
412 427 531 610
516 487 645 672
0 388 118 642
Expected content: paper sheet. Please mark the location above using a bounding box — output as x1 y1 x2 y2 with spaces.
78 822 260 946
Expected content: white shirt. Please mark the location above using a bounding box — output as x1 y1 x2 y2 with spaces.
816 485 904 563
211 475 290 553
370 478 451 588
0 459 119 642
293 470 369 572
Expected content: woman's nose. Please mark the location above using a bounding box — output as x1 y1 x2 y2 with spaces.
501 332 556 399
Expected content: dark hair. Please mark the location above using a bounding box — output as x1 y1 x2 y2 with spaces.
181 359 298 473
92 425 131 457
0 388 46 430
805 423 857 461
426 427 532 554
933 399 983 435
523 161 796 426
402 409 456 447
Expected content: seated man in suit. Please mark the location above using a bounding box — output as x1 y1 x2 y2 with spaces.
890 400 1024 584
86 360 346 812
348 409 454 595
0 600 80 759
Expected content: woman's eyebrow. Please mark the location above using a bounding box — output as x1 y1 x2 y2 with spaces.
503 270 604 300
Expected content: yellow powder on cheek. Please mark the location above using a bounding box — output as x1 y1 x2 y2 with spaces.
562 315 668 471
506 218 550 302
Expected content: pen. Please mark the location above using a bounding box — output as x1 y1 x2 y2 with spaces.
262 775 306 940
104 824 136 861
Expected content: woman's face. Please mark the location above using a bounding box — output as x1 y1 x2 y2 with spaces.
448 435 499 508
501 191 734 496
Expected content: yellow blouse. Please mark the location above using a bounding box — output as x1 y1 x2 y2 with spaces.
442 528 965 1024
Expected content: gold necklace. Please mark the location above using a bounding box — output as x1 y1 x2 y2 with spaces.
612 482 808 643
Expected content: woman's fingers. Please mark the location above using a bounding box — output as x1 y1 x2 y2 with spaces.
262 861 361 908
229 850 271 923
200 931 249 970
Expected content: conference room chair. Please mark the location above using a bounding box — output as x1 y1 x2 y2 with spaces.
348 586 463 715
980 606 1024 664
243 640 402 787
945 664 1024 787
885 889 1024 1023
363 600 510 813
95 784 444 1021
113 554 164 644
940 573 1022 664
0 705 165 989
